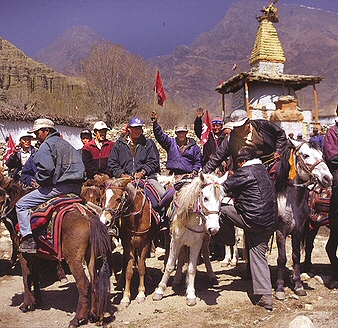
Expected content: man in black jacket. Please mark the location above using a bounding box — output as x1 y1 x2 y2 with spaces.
221 147 277 310
203 109 287 173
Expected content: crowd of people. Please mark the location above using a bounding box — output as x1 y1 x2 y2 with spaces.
3 105 338 310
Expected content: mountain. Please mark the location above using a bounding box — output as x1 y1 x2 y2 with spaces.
150 0 338 116
33 25 104 76
10 1 338 118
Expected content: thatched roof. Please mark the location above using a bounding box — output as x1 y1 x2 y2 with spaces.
0 107 85 127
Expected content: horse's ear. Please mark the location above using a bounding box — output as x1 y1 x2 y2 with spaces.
199 171 205 183
289 138 302 148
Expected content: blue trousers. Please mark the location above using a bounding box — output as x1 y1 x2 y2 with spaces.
16 183 81 238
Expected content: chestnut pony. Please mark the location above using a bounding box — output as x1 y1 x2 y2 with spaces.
0 169 112 327
100 177 157 307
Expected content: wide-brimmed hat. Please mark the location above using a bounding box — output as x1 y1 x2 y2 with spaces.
175 124 189 132
129 117 145 127
229 110 249 127
93 121 110 131
27 118 55 133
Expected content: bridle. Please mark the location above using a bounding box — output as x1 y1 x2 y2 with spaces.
292 143 325 189
184 181 221 234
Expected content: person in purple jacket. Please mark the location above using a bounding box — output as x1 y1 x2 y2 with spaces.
151 111 202 178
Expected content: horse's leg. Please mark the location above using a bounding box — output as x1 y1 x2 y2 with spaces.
221 245 231 267
153 237 181 301
55 260 68 283
201 234 218 284
292 233 307 296
275 230 287 300
121 247 135 307
18 253 38 312
62 219 91 327
136 243 150 303
185 239 203 306
231 228 240 266
303 222 319 273
173 246 187 285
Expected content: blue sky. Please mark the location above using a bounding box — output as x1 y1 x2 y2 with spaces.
1 0 338 59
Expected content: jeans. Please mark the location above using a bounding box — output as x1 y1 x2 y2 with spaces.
16 183 82 238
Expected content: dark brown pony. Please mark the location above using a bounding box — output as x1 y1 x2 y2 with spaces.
0 169 112 327
99 177 157 307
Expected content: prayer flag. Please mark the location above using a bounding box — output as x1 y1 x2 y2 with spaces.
201 109 212 146
154 70 166 106
232 63 238 71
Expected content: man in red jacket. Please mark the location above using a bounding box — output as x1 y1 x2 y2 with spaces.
82 121 114 180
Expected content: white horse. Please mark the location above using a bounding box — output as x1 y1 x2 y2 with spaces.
275 140 332 300
152 172 225 306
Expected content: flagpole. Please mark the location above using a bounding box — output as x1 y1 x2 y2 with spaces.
154 69 158 114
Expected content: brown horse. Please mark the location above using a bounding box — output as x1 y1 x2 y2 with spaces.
99 177 157 307
0 170 112 327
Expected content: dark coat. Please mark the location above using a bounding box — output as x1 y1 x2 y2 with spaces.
323 124 338 173
153 123 202 175
203 119 287 173
108 134 160 179
5 146 37 181
224 161 277 230
194 116 227 166
82 138 114 178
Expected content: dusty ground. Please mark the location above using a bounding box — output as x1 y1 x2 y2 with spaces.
0 222 338 328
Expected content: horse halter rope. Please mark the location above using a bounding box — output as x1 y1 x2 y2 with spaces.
185 182 221 234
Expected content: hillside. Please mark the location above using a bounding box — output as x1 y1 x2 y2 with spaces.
2 0 338 120
150 0 338 116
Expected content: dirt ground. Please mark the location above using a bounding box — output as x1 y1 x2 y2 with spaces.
0 222 338 328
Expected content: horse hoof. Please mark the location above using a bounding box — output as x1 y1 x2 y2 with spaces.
19 304 35 313
120 298 130 308
294 287 307 296
186 297 197 306
275 291 285 300
230 260 238 267
136 295 146 303
152 292 163 301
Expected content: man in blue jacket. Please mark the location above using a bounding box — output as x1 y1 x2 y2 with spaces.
16 118 85 253
108 116 164 196
151 111 202 177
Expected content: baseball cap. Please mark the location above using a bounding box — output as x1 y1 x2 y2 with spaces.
175 124 189 132
80 128 92 136
128 117 145 127
27 118 55 133
93 121 110 131
229 110 249 127
211 116 224 125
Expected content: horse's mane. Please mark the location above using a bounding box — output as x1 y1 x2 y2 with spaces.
174 173 223 228
274 141 321 194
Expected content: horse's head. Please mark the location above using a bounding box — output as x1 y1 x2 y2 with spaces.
99 177 132 227
292 140 332 188
181 172 225 235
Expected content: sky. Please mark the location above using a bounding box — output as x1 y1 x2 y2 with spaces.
1 0 338 59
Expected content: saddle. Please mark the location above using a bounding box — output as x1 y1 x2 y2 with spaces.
16 194 85 260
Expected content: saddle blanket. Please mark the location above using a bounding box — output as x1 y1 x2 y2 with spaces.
17 194 85 260
308 187 332 228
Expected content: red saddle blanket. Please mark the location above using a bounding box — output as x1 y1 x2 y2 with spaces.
308 187 332 228
17 194 85 260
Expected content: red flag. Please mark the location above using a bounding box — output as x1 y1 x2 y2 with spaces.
154 70 166 106
201 109 212 146
3 134 16 164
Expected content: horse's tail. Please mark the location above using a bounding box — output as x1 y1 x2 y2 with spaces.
89 217 112 321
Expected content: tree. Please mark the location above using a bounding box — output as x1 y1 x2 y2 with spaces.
81 41 153 125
